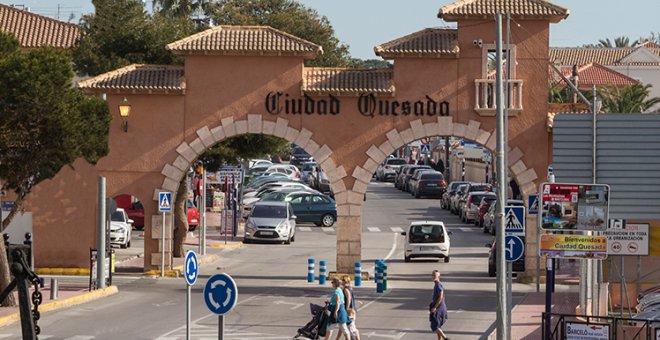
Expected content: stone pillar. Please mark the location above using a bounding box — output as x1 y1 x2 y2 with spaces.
336 215 362 274
519 212 546 283
150 213 173 271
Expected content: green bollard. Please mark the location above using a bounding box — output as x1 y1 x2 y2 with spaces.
382 263 388 291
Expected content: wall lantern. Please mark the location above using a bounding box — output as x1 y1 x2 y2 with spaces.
118 97 131 132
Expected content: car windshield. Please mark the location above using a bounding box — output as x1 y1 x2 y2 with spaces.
471 194 494 204
449 182 467 191
421 173 444 180
251 205 287 218
469 185 492 192
111 211 125 222
261 192 287 201
386 159 407 165
409 225 445 243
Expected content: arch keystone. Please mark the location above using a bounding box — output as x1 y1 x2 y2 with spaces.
196 126 214 148
314 145 332 164
511 159 527 176
294 128 313 149
221 117 236 137
247 114 262 134
235 120 248 135
386 129 404 150
176 142 198 162
162 177 178 193
161 164 184 181
476 129 491 145
453 123 467 138
305 140 320 156
410 119 425 139
366 145 386 163
352 166 372 185
518 168 538 185
508 147 524 167
173 155 189 172
262 120 276 135
465 120 481 141
284 127 300 142
424 122 439 137
189 138 205 154
363 158 379 174
211 126 225 143
379 140 395 157
437 116 454 136
273 118 289 137
399 128 414 144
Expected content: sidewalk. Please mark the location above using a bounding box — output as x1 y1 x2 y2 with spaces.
0 280 117 327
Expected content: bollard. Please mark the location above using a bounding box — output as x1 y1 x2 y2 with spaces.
307 259 315 283
39 277 45 288
376 265 383 293
382 263 388 291
319 261 326 285
50 278 59 300
374 260 382 283
354 262 362 287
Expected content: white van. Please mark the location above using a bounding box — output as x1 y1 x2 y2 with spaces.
401 221 451 263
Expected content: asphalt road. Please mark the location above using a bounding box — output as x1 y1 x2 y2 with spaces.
0 180 533 339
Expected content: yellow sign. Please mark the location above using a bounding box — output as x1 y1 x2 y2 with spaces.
540 234 608 259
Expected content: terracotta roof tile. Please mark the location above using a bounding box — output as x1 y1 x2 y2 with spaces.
77 64 185 94
0 4 80 48
302 68 394 96
374 28 459 59
550 47 660 66
167 25 322 59
550 63 639 88
439 0 569 23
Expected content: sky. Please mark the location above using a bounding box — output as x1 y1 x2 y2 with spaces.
7 0 660 60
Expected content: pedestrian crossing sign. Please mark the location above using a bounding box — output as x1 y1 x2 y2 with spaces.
527 194 539 215
158 192 172 212
504 206 525 236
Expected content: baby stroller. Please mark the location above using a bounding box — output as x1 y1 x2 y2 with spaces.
294 303 330 339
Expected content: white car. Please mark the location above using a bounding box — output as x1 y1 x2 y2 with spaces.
250 159 272 168
264 164 299 179
110 208 132 249
376 158 407 182
244 201 297 244
401 221 451 262
242 182 312 200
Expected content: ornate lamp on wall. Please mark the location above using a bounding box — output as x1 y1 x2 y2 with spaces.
118 97 131 132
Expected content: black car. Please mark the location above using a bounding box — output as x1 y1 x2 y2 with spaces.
290 146 312 167
402 165 432 192
487 237 525 277
412 171 447 198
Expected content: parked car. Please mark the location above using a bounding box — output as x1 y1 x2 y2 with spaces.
441 181 469 210
243 182 311 200
486 237 525 277
244 201 296 244
401 221 451 262
408 168 436 195
300 161 318 183
309 167 333 196
411 171 447 198
402 165 432 192
187 199 200 231
264 164 299 179
484 199 524 235
290 146 313 167
462 192 497 223
456 183 493 217
245 165 270 185
450 183 470 214
394 165 411 189
249 159 272 168
477 196 497 228
242 188 319 219
285 192 337 227
110 208 132 249
376 158 407 182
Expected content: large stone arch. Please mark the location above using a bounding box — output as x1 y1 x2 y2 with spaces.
149 115 348 270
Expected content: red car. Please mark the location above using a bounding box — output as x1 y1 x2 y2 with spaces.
114 195 199 231
477 196 497 229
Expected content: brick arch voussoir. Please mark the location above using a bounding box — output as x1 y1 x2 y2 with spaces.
351 117 539 204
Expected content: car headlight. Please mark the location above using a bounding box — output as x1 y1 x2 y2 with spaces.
276 221 288 233
246 220 257 230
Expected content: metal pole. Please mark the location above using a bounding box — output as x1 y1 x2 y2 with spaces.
445 137 450 179
201 169 207 255
161 211 165 277
636 255 641 301
620 256 624 316
507 261 512 338
218 315 224 340
186 284 191 340
545 257 553 338
494 13 508 340
97 176 106 289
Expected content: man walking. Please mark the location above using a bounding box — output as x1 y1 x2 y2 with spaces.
430 270 449 339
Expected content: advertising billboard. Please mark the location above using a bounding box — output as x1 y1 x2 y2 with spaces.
540 183 610 231
540 234 608 259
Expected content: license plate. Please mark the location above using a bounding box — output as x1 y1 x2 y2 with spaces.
426 184 437 187
260 231 274 235
420 246 434 251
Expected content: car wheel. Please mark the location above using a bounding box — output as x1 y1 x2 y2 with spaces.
404 255 411 263
127 240 131 248
291 234 295 242
444 256 450 263
488 265 496 277
285 237 291 245
321 214 336 227
120 242 127 249
243 238 251 244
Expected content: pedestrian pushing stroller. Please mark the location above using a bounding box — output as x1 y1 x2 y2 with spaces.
294 303 330 339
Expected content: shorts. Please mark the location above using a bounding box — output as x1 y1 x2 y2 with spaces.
328 322 350 335
348 321 359 337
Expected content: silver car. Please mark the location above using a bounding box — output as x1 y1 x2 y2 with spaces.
244 201 297 244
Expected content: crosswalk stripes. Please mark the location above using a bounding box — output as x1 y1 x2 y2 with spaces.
295 226 411 233
156 329 292 340
459 227 473 232
297 226 311 232
367 227 381 232
390 227 404 233
321 227 334 233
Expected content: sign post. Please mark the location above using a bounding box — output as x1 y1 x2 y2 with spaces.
184 250 198 340
204 273 238 340
158 192 172 277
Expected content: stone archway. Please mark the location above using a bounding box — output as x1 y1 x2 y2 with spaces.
151 115 347 270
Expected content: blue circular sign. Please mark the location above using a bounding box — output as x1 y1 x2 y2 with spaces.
504 235 525 262
184 251 198 286
204 273 238 315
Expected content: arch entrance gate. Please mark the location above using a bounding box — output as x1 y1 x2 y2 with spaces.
28 1 568 275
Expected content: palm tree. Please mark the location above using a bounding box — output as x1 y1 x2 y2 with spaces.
597 36 638 48
598 84 660 113
155 0 206 19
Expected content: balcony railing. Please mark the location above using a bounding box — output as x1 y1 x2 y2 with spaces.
474 79 523 116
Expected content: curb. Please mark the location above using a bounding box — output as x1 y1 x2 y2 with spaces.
328 272 371 281
209 243 243 249
35 268 90 276
144 254 221 278
0 286 119 328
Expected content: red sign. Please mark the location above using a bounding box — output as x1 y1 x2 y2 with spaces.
542 183 578 203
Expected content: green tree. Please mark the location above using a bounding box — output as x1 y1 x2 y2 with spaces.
0 32 111 306
73 0 195 76
205 0 353 67
598 84 660 113
597 36 637 48
155 0 205 19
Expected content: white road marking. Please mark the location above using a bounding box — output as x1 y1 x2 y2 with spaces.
321 227 334 233
365 331 406 339
367 227 381 232
390 227 404 233
459 227 472 232
64 336 94 340
273 300 304 309
297 227 311 232
384 232 398 261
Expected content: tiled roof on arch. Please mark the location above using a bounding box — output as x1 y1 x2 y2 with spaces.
374 28 459 59
302 68 394 96
0 3 81 48
438 0 569 23
166 25 322 59
77 64 185 94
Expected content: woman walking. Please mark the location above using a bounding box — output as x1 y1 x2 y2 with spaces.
325 278 350 340
342 276 360 340
430 270 449 340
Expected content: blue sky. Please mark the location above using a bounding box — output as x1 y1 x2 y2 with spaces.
8 0 660 60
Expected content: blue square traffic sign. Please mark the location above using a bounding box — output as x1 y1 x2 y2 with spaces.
504 206 525 236
527 194 539 215
158 192 172 212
